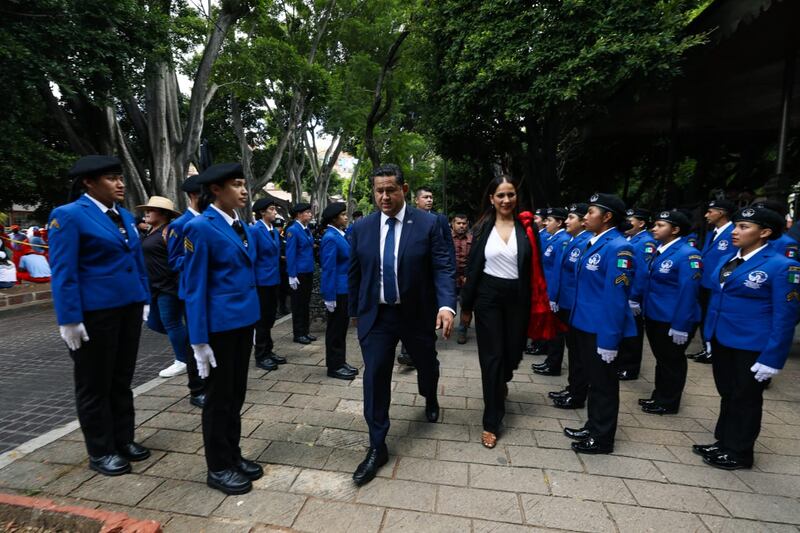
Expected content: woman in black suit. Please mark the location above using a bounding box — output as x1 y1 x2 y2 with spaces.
460 176 532 448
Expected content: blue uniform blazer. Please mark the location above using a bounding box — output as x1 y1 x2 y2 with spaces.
285 221 315 277
554 231 592 311
542 229 571 301
628 230 657 302
704 247 800 368
348 206 456 340
251 220 281 287
570 228 637 350
320 227 350 300
48 195 150 325
183 209 260 344
700 224 734 289
771 233 799 262
167 210 198 300
643 238 702 332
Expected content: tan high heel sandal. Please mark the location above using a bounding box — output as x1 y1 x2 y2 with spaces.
481 431 497 449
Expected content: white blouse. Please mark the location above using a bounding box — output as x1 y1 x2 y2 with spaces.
483 226 519 279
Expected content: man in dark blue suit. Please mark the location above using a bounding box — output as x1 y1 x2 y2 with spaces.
349 164 456 486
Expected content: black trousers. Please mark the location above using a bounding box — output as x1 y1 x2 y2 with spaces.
617 314 644 375
180 303 205 396
291 272 313 338
564 310 588 401
543 308 570 369
325 293 349 370
710 338 765 464
70 303 142 457
474 275 528 433
360 305 439 448
695 287 712 345
204 325 253 471
645 319 692 410
254 285 278 360
574 327 619 447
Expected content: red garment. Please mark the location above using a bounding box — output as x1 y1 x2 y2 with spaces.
518 211 567 340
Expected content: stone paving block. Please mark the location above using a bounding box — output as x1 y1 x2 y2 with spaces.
699 514 799 533
269 381 321 395
72 472 163 506
283 393 340 411
142 411 202 432
92 501 173 525
580 454 665 481
259 441 332 469
315 427 368 450
245 389 292 406
317 384 364 400
520 494 615 532
545 470 635 504
607 503 708 532
293 408 356 430
135 394 178 411
469 464 548 494
289 468 358 501
441 408 483 426
472 521 559 533
213 489 306 526
533 430 569 449
762 422 800 439
438 440 509 465
139 479 226 516
735 470 800 498
384 435 437 459
134 408 160 425
144 451 208 482
437 485 522 523
163 515 252 533
251 464 301 491
630 413 708 433
239 437 271 459
507 445 583 471
754 453 800 476
141 428 204 454
242 404 302 423
611 441 679 462
349 416 410 436
292 498 384 533
504 414 568 432
624 479 728 515
0 460 71 491
654 461 751 491
335 398 364 415
251 421 321 445
665 444 708 465
41 465 95 496
24 439 88 465
759 436 800 456
711 489 800 524
396 457 468 486
382 509 471 533
356 478 436 512
518 403 582 421
617 426 694 446
407 421 469 442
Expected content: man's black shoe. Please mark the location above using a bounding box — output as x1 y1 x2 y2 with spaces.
563 427 591 440
548 389 570 400
533 365 561 376
532 361 549 370
118 442 150 462
256 357 278 371
306 334 317 341
703 453 752 470
397 352 414 367
425 397 440 423
89 454 131 476
525 343 546 356
641 404 678 415
553 395 584 409
207 469 252 495
687 349 706 360
692 442 722 457
617 370 638 381
269 352 287 364
572 437 613 454
293 336 312 345
189 393 207 409
343 362 359 374
353 445 389 486
237 458 264 481
695 352 713 364
638 398 655 406
328 366 357 381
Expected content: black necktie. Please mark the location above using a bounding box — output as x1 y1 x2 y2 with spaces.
719 257 744 284
106 210 127 239
232 220 248 247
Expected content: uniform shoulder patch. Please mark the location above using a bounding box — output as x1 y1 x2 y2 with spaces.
184 236 194 253
287 231 294 238
169 228 178 239
788 271 800 284
787 290 800 302
617 250 634 257
615 273 630 286
49 218 60 230
789 265 800 272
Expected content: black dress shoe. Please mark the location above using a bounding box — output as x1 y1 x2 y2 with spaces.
548 389 570 399
256 357 278 371
397 352 414 367
425 397 440 423
525 343 546 355
638 398 655 406
553 395 584 409
306 334 317 341
269 352 287 364
691 442 722 457
237 458 264 480
641 404 678 415
190 393 207 409
343 362 359 374
89 454 131 476
327 366 357 381
695 352 713 364
207 468 252 495
617 370 638 381
531 361 549 370
563 427 591 440
572 437 613 454
353 445 389 486
118 442 151 462
533 365 561 376
687 349 705 360
293 336 312 345
703 453 752 470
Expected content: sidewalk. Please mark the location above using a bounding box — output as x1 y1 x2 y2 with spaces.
1 317 799 532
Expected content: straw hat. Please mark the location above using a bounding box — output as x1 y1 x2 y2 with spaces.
136 196 182 217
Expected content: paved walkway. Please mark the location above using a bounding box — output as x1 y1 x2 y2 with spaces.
1 315 800 532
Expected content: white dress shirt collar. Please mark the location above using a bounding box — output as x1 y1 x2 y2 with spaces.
735 243 768 262
259 219 274 232
589 227 615 246
327 224 345 237
209 203 239 226
187 207 200 216
84 193 119 215
380 203 407 227
713 221 732 239
656 236 682 253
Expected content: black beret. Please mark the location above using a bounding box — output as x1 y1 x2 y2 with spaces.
68 155 122 178
734 206 784 240
655 209 691 233
625 207 652 222
534 208 545 217
353 210 363 217
252 197 276 213
291 202 312 215
568 203 589 217
588 192 626 217
546 207 568 219
195 162 243 185
321 202 347 225
181 174 201 193
751 200 788 217
707 198 736 213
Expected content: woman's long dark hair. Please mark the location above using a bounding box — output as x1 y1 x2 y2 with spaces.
474 175 519 237
198 185 215 212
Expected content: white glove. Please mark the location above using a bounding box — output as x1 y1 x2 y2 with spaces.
142 304 150 322
0 251 5 259
192 343 217 379
628 300 641 316
325 300 336 312
668 328 688 345
706 341 712 354
289 276 299 290
59 323 90 351
750 362 779 382
549 301 559 313
598 348 617 364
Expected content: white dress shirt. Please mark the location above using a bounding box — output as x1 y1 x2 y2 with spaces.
734 243 768 262
712 221 733 241
379 204 405 304
188 206 200 216
327 224 345 237
209 203 239 226
589 227 615 246
259 220 274 232
84 193 119 215
483 226 519 279
656 236 683 254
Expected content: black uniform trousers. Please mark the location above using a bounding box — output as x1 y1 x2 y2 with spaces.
254 284 278 360
474 275 528 434
574 327 619 448
543 308 570 370
616 313 644 375
645 319 692 410
563 309 588 402
70 303 143 458
360 305 439 448
694 287 712 345
325 293 349 370
710 338 765 465
179 302 205 396
204 325 253 472
291 272 313 338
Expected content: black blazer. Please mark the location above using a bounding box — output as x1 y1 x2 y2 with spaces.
460 218 534 314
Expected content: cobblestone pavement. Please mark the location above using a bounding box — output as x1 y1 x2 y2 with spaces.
1 313 799 532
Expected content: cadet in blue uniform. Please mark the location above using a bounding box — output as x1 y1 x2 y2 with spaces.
694 206 800 470
49 155 151 476
251 197 286 372
533 207 570 376
617 208 656 381
183 163 263 495
690 199 735 363
547 203 593 409
320 202 358 380
639 210 701 415
749 201 797 261
286 203 317 344
564 193 637 454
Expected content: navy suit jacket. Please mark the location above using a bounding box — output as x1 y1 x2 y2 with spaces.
348 206 456 340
